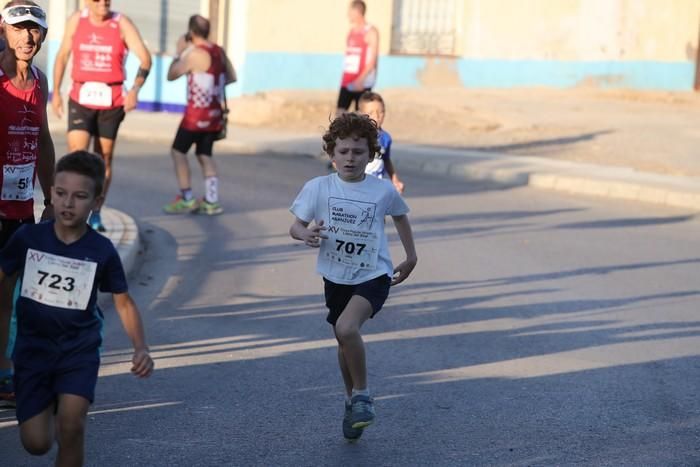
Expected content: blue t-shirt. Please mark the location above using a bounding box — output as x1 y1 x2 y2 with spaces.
0 221 127 357
365 129 393 179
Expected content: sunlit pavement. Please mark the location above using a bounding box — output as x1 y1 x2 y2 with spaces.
2 137 699 466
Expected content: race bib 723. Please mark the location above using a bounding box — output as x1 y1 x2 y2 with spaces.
21 249 97 310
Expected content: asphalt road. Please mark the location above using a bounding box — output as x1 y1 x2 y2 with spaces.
1 136 699 466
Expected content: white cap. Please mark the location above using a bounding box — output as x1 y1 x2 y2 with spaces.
1 5 48 30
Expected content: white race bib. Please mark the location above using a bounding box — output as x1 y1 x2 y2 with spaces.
322 227 379 270
320 197 380 270
344 53 361 74
21 249 97 310
78 81 112 107
1 163 34 201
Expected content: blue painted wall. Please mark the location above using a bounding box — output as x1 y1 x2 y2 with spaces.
240 52 695 93
43 40 696 112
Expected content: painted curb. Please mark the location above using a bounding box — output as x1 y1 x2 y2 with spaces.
103 207 141 277
391 151 700 211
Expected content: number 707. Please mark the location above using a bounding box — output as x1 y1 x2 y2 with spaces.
335 240 366 255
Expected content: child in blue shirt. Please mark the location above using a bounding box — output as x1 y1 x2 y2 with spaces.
0 150 153 466
358 91 405 194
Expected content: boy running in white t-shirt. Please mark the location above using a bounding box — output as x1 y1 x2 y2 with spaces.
289 113 417 441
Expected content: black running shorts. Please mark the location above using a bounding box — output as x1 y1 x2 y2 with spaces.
323 275 391 326
336 86 372 111
68 98 125 140
172 127 217 157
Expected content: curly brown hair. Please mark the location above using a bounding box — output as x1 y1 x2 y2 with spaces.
322 112 380 158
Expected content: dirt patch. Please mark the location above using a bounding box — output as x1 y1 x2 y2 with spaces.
228 87 700 177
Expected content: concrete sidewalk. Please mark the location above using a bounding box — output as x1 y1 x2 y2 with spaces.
47 99 700 211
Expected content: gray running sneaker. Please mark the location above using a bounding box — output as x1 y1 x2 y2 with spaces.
349 394 375 429
343 401 363 442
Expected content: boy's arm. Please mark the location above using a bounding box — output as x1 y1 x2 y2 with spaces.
383 157 405 194
391 214 417 285
113 292 154 378
290 218 327 248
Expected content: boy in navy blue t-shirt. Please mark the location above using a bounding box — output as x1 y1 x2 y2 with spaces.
0 150 153 466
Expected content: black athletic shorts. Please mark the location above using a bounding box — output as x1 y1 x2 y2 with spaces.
337 86 372 111
0 216 35 249
323 274 391 326
68 98 125 140
172 127 217 157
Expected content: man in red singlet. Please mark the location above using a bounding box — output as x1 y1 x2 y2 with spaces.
0 0 55 409
51 0 151 232
336 0 379 116
163 15 236 216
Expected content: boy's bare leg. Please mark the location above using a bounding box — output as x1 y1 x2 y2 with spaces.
337 347 353 398
334 295 373 391
0 274 17 373
19 403 56 456
55 394 90 467
196 154 217 179
171 148 192 191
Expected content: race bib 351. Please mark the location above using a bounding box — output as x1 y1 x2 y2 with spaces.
1 163 34 201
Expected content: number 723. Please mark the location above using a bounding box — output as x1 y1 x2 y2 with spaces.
37 270 75 292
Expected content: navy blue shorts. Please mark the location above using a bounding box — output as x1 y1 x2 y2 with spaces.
323 275 391 326
13 340 99 424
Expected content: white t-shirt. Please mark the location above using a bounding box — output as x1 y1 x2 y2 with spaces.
290 174 409 285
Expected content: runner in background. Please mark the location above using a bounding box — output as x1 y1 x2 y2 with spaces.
51 0 151 232
163 14 236 216
358 91 405 193
0 0 56 409
335 0 379 116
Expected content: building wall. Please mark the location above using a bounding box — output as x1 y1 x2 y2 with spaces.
238 0 700 93
42 0 700 113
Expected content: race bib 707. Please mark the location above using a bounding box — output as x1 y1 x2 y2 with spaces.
320 197 380 271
